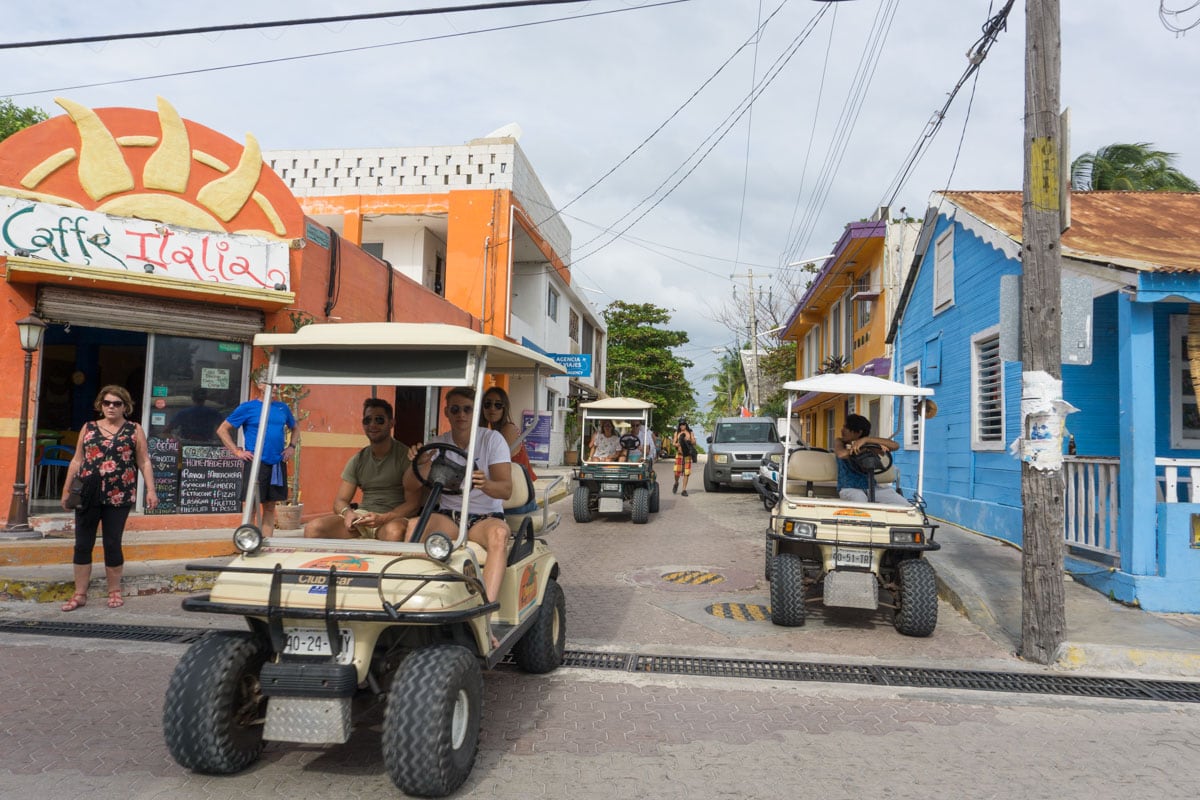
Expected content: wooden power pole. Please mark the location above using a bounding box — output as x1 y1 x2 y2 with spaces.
1019 0 1067 663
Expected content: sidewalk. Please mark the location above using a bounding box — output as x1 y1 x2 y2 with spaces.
928 521 1200 677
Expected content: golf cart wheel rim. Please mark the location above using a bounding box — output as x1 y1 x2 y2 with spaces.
451 688 469 749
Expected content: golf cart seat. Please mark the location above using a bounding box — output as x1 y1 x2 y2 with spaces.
504 463 562 536
785 450 840 498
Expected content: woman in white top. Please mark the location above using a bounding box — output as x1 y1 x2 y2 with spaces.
588 420 622 462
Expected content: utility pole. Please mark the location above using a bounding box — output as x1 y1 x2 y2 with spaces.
1019 0 1066 663
732 269 760 413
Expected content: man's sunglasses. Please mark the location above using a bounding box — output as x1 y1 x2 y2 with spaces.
362 415 389 425
483 401 505 410
447 405 474 415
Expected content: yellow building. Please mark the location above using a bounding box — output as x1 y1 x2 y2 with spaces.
780 210 921 448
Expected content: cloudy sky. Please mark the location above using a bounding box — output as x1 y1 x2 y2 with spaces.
3 0 1197 399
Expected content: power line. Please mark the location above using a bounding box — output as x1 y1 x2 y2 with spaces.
3 0 691 98
0 0 598 50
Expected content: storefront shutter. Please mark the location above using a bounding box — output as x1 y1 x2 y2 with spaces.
36 286 264 342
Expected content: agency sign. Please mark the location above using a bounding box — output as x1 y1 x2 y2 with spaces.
549 353 592 377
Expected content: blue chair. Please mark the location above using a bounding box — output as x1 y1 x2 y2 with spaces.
33 444 74 500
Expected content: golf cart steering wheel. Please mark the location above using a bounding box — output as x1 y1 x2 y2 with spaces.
412 442 469 495
619 434 640 452
848 442 893 476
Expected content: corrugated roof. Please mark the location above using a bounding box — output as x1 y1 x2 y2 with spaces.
939 190 1200 273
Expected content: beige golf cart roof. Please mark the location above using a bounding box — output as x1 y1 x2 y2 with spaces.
580 397 656 410
255 322 566 386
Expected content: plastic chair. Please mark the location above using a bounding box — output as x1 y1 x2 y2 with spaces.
33 444 74 500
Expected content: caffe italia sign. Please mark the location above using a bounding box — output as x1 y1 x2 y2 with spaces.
0 196 291 291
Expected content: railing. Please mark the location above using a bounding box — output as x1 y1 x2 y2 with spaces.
1156 457 1200 503
1063 456 1120 562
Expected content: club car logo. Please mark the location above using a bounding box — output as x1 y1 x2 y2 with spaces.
518 565 538 613
299 555 371 572
833 508 872 518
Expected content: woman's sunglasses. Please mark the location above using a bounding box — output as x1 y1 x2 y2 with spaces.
483 401 505 410
101 399 124 407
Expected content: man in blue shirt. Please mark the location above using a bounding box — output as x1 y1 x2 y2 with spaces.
834 414 906 505
217 381 298 536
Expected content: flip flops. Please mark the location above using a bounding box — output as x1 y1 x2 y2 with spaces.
61 593 87 612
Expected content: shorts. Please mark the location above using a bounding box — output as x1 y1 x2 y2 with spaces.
674 454 691 476
348 510 382 539
243 460 288 504
439 509 506 528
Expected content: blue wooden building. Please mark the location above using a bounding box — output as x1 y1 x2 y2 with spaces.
888 191 1200 613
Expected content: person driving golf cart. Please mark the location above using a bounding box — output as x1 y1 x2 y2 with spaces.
833 413 906 504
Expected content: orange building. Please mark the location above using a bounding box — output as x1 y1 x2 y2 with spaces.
780 209 921 448
0 97 472 534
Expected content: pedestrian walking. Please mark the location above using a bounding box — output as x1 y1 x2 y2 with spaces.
60 385 158 611
672 418 696 496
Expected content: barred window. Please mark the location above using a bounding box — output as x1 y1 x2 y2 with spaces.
972 328 1004 449
903 362 921 449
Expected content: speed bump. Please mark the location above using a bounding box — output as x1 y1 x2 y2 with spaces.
707 602 770 621
661 570 725 586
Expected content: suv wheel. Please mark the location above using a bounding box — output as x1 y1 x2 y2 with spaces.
631 487 650 524
383 644 482 797
893 558 938 637
163 631 268 775
573 485 593 523
514 579 566 673
769 553 806 626
703 470 719 493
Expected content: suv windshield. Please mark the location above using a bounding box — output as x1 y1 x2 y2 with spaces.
715 422 778 444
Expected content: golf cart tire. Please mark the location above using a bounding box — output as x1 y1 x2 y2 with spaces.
769 553 806 627
893 558 938 637
162 631 268 775
514 578 566 674
648 481 660 513
764 536 775 581
631 487 650 524
383 644 482 798
573 485 593 523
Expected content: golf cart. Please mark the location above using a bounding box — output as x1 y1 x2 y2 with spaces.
765 373 940 637
572 397 659 524
162 323 567 797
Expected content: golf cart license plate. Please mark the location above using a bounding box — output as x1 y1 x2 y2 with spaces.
834 547 872 568
283 627 354 663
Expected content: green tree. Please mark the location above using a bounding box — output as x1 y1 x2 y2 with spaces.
1071 142 1198 192
704 348 746 423
0 98 49 142
602 301 694 433
757 341 797 419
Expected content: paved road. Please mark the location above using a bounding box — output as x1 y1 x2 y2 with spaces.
4 464 1199 799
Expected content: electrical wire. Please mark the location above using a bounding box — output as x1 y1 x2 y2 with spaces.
1160 0 1200 33
2 0 691 97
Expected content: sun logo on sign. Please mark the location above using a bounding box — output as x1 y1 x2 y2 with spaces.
0 96 301 240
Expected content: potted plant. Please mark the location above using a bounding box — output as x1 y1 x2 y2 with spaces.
563 410 581 466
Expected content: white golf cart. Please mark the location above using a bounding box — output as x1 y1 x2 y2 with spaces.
572 397 659 524
765 373 941 637
162 323 567 797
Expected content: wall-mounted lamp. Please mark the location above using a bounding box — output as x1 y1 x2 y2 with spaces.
4 313 48 538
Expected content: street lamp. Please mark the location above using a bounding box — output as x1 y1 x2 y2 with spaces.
4 312 48 538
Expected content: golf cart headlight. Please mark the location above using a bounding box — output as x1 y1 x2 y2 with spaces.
782 520 816 538
233 524 263 554
891 528 925 544
424 532 453 561
714 454 729 464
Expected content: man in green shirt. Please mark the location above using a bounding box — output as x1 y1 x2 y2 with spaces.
303 398 422 541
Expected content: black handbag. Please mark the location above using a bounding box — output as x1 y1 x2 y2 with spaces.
64 476 85 510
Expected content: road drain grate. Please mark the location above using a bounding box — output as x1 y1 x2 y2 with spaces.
0 619 208 644
5 620 1200 703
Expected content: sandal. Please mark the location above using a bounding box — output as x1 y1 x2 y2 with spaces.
61 593 87 612
107 590 124 609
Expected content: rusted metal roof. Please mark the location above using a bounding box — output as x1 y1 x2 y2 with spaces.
939 190 1200 273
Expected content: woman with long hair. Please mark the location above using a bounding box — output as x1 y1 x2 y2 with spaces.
672 418 697 496
60 385 158 611
588 419 622 462
480 386 537 481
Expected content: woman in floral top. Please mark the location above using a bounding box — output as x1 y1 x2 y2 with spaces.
60 385 157 612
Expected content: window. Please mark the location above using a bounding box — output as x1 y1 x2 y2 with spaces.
933 227 955 310
824 409 836 450
547 286 559 322
843 291 854 351
829 301 842 359
1170 315 1200 447
971 327 1004 449
854 271 873 329
569 309 580 342
903 361 921 448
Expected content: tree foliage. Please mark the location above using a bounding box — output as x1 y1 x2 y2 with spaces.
1071 142 1198 192
602 301 693 433
0 98 48 143
702 349 746 431
757 341 797 419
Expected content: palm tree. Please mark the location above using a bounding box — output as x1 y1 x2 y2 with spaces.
704 349 747 419
1071 143 1198 192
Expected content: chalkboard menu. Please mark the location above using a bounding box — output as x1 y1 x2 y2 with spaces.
146 437 180 515
179 446 245 514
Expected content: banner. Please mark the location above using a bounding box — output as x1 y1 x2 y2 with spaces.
520 411 553 461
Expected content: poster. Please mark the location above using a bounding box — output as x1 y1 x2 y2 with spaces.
519 411 553 462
